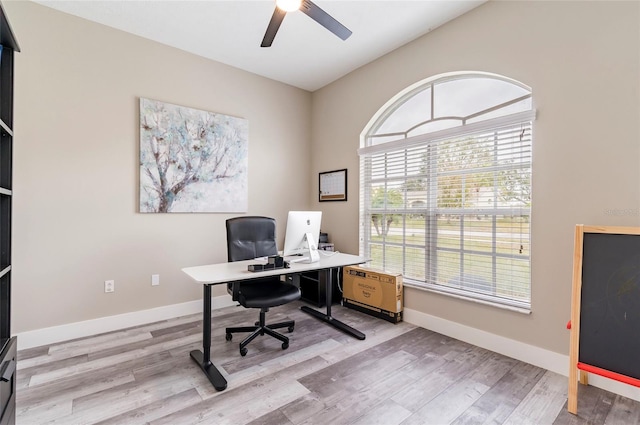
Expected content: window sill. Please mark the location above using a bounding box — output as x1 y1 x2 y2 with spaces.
403 280 532 315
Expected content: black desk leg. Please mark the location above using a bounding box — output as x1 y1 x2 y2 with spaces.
300 268 366 340
190 284 227 391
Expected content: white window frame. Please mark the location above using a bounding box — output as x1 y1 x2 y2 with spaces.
359 73 535 313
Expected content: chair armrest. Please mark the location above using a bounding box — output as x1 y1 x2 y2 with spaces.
227 282 240 300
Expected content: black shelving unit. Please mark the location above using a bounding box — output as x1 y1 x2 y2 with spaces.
298 268 342 308
0 3 18 424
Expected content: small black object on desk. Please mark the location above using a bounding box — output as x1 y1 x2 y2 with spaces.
248 255 289 272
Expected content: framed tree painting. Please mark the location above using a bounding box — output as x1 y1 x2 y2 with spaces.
139 98 248 213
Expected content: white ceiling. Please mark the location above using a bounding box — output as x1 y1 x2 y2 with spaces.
34 0 486 92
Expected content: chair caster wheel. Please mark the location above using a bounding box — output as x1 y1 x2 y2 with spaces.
255 321 260 326
282 342 289 350
225 333 232 341
240 347 248 356
288 326 294 333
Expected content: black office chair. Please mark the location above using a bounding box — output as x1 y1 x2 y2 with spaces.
224 216 301 356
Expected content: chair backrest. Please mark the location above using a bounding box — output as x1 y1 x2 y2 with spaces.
226 216 278 262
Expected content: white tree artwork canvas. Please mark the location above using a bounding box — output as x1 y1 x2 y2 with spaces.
139 98 248 213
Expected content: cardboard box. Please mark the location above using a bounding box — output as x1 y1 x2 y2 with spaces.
342 266 403 323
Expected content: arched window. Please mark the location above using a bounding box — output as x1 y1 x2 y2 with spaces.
359 72 535 311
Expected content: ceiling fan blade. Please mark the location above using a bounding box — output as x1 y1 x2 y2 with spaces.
261 6 287 47
300 0 352 41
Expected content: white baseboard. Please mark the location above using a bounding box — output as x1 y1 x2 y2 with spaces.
16 294 235 351
404 308 640 403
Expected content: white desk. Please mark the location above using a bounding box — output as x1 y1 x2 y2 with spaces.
182 252 367 391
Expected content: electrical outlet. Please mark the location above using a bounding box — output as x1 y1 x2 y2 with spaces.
151 274 160 286
105 280 115 293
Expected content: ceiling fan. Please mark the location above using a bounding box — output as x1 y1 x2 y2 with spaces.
261 0 352 47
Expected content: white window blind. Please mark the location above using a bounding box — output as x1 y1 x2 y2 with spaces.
359 120 532 310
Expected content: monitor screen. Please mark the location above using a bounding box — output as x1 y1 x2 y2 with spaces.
282 211 322 257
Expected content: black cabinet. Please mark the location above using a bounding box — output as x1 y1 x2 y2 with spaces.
0 338 15 425
0 3 19 425
297 268 342 308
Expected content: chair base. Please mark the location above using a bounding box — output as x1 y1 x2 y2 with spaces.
225 308 295 356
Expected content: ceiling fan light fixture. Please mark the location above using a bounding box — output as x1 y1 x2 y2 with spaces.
262 0 352 48
276 0 302 12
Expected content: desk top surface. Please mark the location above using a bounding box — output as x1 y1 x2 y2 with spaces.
182 252 367 285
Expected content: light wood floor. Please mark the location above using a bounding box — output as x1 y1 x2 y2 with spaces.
16 301 640 425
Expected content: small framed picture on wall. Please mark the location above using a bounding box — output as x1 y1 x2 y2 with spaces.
319 169 347 202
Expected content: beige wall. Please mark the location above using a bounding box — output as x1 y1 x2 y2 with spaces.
7 1 313 333
6 0 640 359
311 0 640 355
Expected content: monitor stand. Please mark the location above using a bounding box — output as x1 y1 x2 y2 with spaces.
303 232 320 263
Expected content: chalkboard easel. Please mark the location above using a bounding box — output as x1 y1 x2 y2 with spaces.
568 225 640 414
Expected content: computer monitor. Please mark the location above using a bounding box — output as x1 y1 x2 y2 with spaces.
282 211 322 261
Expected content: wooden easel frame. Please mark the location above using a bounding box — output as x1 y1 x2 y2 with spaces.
568 224 640 414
